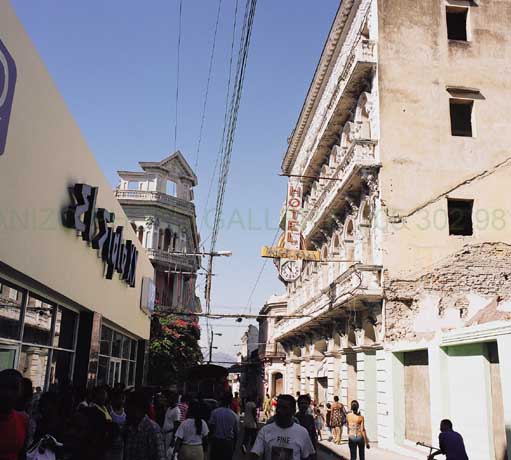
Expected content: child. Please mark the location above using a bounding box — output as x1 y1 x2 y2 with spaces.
314 407 325 441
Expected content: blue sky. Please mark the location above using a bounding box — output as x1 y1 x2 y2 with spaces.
11 0 339 357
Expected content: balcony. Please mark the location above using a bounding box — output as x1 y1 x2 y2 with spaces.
301 139 379 237
299 38 377 179
114 189 195 214
146 248 197 268
274 264 382 340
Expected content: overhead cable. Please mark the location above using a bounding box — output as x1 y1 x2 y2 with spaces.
173 0 183 150
194 0 223 171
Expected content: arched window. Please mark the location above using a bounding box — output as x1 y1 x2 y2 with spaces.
137 226 144 245
344 219 355 263
131 222 137 232
158 229 164 250
163 229 172 251
321 245 329 288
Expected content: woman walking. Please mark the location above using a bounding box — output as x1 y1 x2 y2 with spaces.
346 400 370 460
173 400 209 460
330 396 346 444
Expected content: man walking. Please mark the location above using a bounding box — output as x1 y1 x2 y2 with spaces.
242 394 258 454
250 394 315 460
209 393 239 460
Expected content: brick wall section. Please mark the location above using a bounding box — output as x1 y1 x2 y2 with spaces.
384 243 511 341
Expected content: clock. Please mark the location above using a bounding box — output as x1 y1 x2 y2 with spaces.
280 259 302 282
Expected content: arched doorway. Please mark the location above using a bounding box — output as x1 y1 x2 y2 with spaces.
272 372 284 396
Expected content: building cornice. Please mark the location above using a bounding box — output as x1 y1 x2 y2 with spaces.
281 0 357 174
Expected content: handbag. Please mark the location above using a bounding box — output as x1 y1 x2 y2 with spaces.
26 435 63 460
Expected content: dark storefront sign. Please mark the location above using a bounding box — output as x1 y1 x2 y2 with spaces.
64 184 138 287
0 39 17 156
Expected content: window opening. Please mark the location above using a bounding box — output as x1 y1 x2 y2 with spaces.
448 199 473 235
446 7 468 41
450 99 473 137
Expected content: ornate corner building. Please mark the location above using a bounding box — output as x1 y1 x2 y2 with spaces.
270 1 511 458
115 151 201 313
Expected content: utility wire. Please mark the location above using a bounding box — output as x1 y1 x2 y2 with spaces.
173 0 183 151
194 0 223 171
199 0 240 237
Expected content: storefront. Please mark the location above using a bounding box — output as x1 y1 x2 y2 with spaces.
0 1 155 389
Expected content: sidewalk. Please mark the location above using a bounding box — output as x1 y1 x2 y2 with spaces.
319 439 419 460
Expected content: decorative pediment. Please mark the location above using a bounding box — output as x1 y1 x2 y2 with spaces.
139 150 198 185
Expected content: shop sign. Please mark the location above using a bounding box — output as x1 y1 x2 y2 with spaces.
280 180 303 282
261 246 320 261
63 183 138 287
0 39 17 156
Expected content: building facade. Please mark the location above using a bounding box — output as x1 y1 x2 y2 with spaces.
235 324 260 400
0 2 155 390
272 1 511 459
257 295 287 399
115 152 201 312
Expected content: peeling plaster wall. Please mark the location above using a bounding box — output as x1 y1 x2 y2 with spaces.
377 0 511 214
385 243 511 342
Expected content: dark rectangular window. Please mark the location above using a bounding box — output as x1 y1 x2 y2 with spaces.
447 7 468 41
448 199 473 235
450 99 473 137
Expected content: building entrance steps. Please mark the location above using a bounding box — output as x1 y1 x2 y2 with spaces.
319 439 421 460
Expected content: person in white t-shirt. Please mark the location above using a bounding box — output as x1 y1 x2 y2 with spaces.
250 394 315 460
173 400 209 460
163 393 181 451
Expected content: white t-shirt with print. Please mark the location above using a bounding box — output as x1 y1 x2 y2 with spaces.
251 422 315 460
175 418 209 446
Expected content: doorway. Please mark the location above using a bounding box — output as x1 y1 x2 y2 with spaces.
404 350 431 443
272 372 283 396
315 377 328 405
347 353 358 403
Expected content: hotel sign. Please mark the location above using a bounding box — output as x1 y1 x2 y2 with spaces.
280 180 303 282
64 184 138 287
0 39 17 156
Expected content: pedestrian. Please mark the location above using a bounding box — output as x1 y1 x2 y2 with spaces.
295 394 317 450
325 403 333 441
346 400 369 460
263 394 272 421
108 390 127 460
0 369 28 460
271 396 278 416
428 419 468 460
178 394 189 421
314 408 324 441
91 386 113 422
250 394 315 460
208 392 239 460
242 393 258 454
330 396 346 444
124 390 166 460
231 392 241 415
162 392 181 452
173 400 209 460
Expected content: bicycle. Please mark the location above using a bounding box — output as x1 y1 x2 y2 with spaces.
416 441 441 459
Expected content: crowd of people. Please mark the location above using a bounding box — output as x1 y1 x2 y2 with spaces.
0 368 468 460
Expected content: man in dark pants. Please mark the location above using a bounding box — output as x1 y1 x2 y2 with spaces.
209 392 239 460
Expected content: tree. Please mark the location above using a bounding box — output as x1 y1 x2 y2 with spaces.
148 314 202 385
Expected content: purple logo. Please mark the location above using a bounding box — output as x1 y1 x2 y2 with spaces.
0 39 17 156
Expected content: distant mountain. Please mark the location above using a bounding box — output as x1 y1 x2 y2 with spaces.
208 351 237 368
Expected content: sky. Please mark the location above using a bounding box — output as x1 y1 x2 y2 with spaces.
11 0 340 358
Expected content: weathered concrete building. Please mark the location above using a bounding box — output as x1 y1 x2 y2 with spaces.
115 152 201 312
257 295 287 398
272 1 511 459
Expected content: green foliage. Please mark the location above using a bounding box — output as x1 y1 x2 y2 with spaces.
148 314 202 385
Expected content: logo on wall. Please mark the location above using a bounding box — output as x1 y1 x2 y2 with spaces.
63 184 139 287
0 39 17 156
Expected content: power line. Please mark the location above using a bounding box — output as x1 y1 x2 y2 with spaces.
199 0 240 238
194 0 223 171
173 0 183 151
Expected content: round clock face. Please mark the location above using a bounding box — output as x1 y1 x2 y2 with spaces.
280 259 302 282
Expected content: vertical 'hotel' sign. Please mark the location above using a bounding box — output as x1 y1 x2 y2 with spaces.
0 39 17 155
